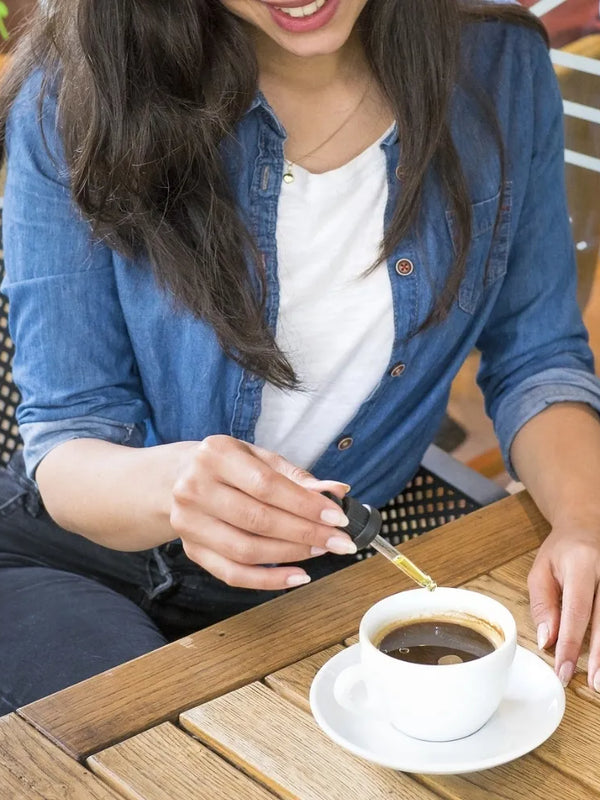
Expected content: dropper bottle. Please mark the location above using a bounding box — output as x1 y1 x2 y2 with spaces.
323 492 437 591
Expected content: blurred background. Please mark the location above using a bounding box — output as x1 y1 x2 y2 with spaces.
450 0 600 488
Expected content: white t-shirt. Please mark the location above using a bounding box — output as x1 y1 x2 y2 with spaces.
254 131 394 468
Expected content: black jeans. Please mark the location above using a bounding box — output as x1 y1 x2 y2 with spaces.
0 453 353 714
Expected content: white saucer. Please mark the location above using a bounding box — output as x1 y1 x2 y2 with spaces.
309 644 565 774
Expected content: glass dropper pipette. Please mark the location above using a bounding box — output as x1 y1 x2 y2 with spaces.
368 531 437 591
323 492 437 591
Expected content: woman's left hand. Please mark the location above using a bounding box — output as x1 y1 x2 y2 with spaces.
528 521 600 690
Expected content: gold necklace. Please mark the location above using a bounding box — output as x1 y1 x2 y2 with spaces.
282 79 372 184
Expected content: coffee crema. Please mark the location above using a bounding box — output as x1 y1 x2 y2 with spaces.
375 613 504 666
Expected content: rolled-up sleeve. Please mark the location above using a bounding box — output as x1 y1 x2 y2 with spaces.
2 73 151 477
476 38 600 478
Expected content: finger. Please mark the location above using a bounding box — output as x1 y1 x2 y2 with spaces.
185 544 311 591
251 445 351 496
555 564 596 686
587 588 600 692
196 438 351 529
191 481 357 554
301 479 351 499
171 510 325 564
528 558 561 651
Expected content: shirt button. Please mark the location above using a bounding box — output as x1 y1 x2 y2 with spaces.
337 436 354 451
390 362 406 377
395 258 414 276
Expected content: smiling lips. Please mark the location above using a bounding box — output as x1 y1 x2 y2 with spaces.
263 0 338 32
274 0 327 17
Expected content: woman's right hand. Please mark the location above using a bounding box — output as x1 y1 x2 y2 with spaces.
169 435 357 590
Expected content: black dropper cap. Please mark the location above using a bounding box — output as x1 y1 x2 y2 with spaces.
322 491 382 550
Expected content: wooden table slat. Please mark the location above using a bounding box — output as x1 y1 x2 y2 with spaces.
417 754 600 800
0 715 122 800
18 492 550 760
265 645 344 712
535 687 600 792
180 682 442 800
574 678 600 703
488 550 538 591
88 721 276 800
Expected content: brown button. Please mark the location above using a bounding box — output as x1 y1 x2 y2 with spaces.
395 258 414 276
390 362 406 377
337 436 354 451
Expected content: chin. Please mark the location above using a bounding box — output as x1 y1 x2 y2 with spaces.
272 29 353 57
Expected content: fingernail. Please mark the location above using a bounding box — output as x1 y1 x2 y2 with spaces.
537 622 549 650
326 535 357 555
310 546 327 556
341 483 352 494
593 671 600 693
321 508 350 527
558 661 575 687
286 574 311 587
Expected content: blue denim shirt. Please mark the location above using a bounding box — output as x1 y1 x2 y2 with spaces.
4 21 600 507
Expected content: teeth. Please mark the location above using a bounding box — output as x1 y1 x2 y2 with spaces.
276 0 326 18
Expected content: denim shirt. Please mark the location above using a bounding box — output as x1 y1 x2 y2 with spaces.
4 20 600 508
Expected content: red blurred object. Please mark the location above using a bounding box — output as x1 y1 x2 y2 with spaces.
520 0 600 47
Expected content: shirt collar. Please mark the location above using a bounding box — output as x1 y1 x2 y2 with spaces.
245 91 287 138
382 122 399 147
245 91 399 146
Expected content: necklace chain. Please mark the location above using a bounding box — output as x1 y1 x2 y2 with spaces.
282 79 372 184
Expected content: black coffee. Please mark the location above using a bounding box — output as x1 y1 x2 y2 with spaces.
376 617 499 665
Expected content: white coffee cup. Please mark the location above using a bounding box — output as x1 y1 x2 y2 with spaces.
334 587 517 741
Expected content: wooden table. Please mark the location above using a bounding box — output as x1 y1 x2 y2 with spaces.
2 491 598 799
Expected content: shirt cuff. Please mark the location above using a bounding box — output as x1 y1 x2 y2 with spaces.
493 367 600 479
19 416 146 479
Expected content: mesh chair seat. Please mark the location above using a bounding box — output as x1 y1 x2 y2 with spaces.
352 467 481 562
0 211 21 467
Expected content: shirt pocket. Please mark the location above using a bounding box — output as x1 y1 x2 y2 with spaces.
446 182 512 315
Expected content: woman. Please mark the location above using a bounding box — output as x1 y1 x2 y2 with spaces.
0 0 599 713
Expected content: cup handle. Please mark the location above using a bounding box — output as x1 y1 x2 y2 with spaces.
333 663 376 715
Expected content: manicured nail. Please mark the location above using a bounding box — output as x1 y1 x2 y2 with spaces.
321 508 350 527
537 622 549 650
593 671 600 693
326 535 357 555
558 661 575 687
286 574 311 587
310 546 327 556
341 483 352 494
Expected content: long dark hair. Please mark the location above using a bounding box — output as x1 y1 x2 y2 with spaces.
0 0 546 388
